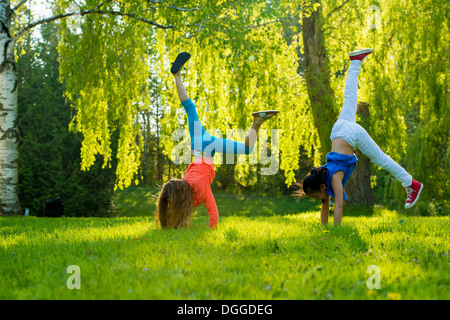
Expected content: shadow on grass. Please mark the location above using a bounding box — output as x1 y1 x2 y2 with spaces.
114 186 378 219
0 215 213 252
113 186 160 217
226 220 369 259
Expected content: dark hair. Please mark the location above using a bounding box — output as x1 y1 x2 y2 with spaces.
156 179 193 229
302 167 328 196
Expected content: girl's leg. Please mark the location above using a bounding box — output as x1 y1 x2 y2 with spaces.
174 72 211 152
337 60 362 123
353 123 412 187
207 115 265 155
174 71 189 104
206 137 252 155
340 51 413 186
354 123 423 209
175 72 274 156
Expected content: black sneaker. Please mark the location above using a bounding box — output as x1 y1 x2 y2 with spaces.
171 52 191 74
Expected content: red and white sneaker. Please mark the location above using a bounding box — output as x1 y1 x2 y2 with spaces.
349 48 374 61
404 179 423 209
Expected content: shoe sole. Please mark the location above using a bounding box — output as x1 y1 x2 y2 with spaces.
349 48 374 56
252 110 279 120
404 183 424 209
171 52 191 74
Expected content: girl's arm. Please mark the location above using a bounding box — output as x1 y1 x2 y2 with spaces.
204 186 219 228
321 195 330 225
330 172 344 226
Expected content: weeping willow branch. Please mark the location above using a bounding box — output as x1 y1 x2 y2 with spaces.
324 0 352 20
12 0 28 12
13 8 174 41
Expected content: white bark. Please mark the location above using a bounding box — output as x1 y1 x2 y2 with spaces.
0 0 21 215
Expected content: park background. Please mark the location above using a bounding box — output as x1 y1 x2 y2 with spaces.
0 0 448 300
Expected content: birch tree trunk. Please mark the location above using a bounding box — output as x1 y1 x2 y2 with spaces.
0 0 21 215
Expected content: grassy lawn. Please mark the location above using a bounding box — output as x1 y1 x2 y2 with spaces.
0 187 448 300
112 186 319 218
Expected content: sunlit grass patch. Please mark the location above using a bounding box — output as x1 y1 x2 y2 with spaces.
0 191 448 300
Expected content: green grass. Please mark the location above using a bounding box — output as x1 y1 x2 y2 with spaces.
0 187 448 300
112 186 317 218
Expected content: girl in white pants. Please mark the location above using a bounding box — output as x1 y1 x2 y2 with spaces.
303 49 423 225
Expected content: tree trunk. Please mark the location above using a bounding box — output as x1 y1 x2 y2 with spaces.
141 110 149 185
0 2 22 215
301 3 373 205
302 3 337 155
345 102 374 205
155 102 163 182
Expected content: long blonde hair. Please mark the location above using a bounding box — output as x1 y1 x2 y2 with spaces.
156 179 193 229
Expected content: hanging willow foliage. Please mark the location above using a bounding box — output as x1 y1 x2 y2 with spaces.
155 5 318 187
55 0 447 207
57 0 318 189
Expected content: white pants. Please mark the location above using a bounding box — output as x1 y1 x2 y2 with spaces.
330 60 412 187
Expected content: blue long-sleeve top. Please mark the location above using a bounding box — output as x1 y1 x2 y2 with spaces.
319 152 358 200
